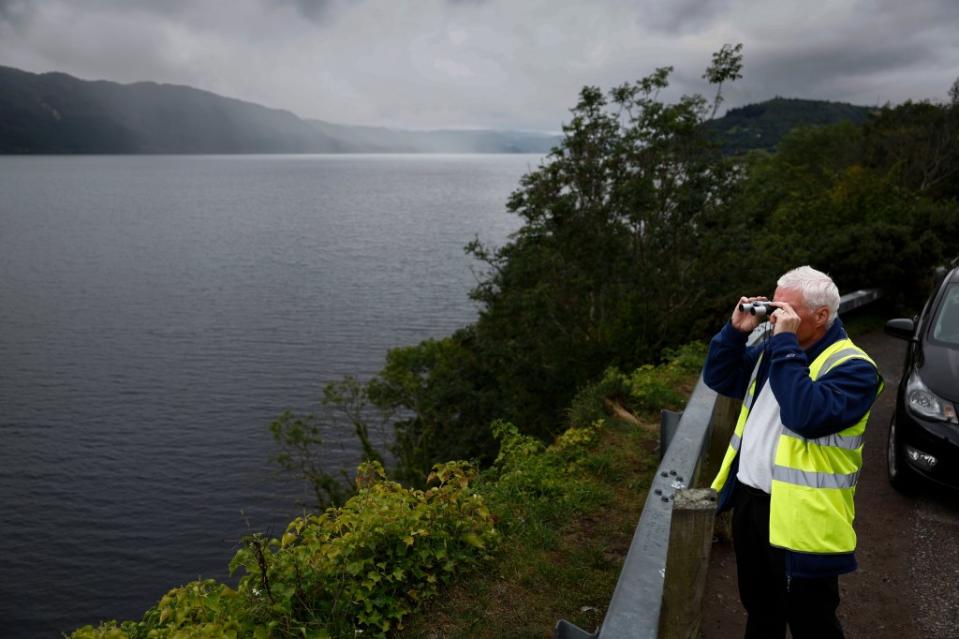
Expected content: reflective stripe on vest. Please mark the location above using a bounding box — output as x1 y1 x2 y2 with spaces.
710 336 882 554
781 428 865 450
771 465 861 490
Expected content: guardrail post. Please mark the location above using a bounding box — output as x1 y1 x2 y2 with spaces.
658 488 717 639
701 395 740 487
554 619 598 639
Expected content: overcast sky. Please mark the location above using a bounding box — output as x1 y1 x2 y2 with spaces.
1 0 957 131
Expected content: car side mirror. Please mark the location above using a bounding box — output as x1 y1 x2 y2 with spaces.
885 318 915 341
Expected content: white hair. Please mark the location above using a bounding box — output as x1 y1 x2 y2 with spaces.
777 265 840 326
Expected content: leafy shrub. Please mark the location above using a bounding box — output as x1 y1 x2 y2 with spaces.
567 368 631 428
481 420 611 543
567 342 707 423
70 579 261 639
71 461 496 639
627 342 706 415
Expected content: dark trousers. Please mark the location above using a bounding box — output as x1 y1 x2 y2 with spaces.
732 484 844 639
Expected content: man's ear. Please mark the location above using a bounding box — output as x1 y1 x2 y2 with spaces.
816 307 830 327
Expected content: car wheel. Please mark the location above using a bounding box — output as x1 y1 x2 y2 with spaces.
887 413 916 493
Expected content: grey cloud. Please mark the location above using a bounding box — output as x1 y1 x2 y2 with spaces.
281 0 345 22
1 0 957 130
279 0 363 23
756 42 930 89
0 0 34 26
864 0 959 21
640 0 733 34
739 8 949 106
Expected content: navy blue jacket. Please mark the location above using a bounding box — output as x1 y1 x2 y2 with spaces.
704 317 881 578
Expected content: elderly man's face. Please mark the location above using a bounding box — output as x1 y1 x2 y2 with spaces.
774 286 829 348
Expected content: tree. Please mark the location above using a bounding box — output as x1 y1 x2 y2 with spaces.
464 46 746 437
734 119 959 306
704 43 744 119
367 328 501 485
863 99 959 200
269 376 387 509
346 46 749 480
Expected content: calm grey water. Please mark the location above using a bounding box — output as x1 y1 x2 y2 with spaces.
0 154 538 637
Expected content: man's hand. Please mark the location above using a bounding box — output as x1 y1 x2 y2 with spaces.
771 302 801 336
731 296 767 333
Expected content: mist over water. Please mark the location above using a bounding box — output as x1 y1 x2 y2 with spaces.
0 154 538 637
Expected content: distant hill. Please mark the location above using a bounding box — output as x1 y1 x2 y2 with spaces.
0 65 559 154
708 97 877 154
0 65 343 153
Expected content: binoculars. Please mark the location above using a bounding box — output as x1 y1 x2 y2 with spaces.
738 301 782 317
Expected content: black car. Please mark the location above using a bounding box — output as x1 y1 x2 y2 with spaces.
885 260 959 491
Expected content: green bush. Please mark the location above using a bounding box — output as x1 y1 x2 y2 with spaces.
480 420 611 545
71 461 496 639
627 342 707 415
568 342 707 423
567 367 631 428
70 579 261 639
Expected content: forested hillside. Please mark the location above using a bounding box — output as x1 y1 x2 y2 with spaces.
0 65 342 153
708 97 875 154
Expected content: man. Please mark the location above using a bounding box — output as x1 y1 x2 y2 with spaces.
705 266 882 639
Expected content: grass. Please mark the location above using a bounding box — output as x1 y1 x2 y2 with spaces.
398 416 664 638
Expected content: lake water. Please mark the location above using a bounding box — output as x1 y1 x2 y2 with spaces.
0 154 540 637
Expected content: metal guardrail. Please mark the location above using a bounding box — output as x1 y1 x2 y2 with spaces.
556 288 882 639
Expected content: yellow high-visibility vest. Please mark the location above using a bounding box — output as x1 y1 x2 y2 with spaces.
711 337 883 554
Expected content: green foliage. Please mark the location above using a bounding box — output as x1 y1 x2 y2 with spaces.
229 460 496 637
75 406 662 639
480 420 611 544
567 367 632 428
459 47 744 441
75 342 688 639
329 47 751 483
400 409 662 637
366 328 501 484
627 345 705 416
70 579 262 639
321 376 386 467
70 622 131 639
703 43 744 119
730 95 959 308
863 98 959 200
569 342 707 424
270 376 387 510
269 410 349 510
72 461 496 639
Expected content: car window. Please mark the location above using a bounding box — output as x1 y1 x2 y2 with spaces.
932 283 959 345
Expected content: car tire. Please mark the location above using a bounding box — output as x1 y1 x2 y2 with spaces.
887 413 917 493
